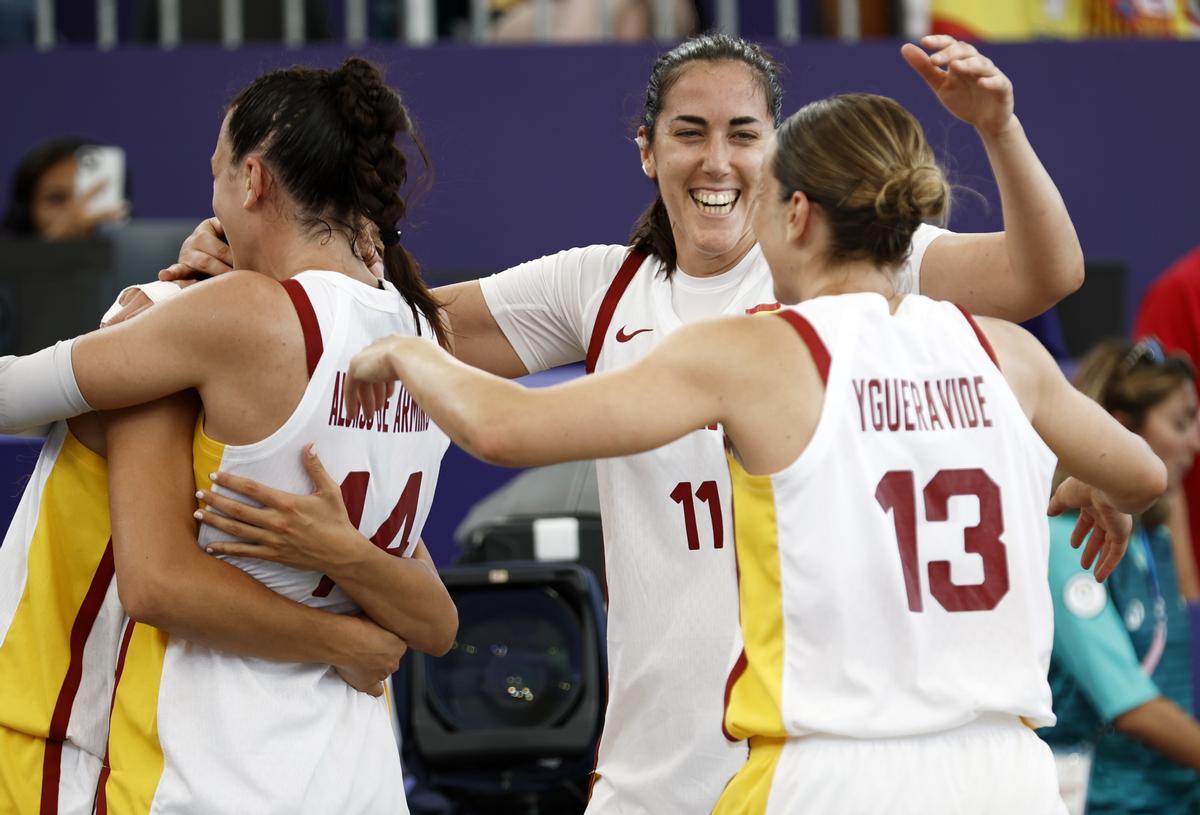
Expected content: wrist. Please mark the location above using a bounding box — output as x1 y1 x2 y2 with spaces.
977 114 1024 145
318 613 367 666
319 524 378 583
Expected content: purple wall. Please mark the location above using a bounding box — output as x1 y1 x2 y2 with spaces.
4 40 1197 311
3 40 1198 561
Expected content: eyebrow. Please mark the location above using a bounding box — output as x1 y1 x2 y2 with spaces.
669 115 764 127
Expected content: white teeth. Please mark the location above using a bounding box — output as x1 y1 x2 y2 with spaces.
692 190 738 206
690 190 739 215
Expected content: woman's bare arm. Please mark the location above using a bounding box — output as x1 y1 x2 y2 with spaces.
105 393 407 694
904 37 1084 321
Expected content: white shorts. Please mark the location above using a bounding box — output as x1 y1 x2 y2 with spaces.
713 715 1067 815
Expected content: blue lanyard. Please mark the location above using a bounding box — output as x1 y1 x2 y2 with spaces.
1136 526 1168 676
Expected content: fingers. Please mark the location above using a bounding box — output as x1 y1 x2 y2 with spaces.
368 682 385 698
302 444 339 494
79 179 109 202
900 42 944 87
204 540 274 559
204 216 226 240
1079 523 1104 571
209 470 288 510
947 54 996 77
85 201 130 228
196 487 272 528
928 40 979 68
101 292 153 327
171 218 234 278
1069 510 1095 550
1094 539 1126 583
195 506 277 552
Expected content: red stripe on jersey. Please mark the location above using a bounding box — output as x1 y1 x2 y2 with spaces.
585 251 648 374
281 279 324 378
745 301 781 315
955 305 1000 370
721 650 749 742
95 620 136 815
41 540 115 815
776 311 830 385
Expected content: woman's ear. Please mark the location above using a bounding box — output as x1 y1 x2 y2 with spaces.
243 155 269 209
785 190 812 244
636 127 655 179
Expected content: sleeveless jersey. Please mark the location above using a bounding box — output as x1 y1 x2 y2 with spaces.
722 293 1057 744
98 271 449 814
481 230 942 814
0 423 124 814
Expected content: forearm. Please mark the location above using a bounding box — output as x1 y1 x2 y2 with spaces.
324 544 457 655
0 341 92 432
396 345 536 464
1114 695 1200 772
979 117 1084 312
122 544 362 665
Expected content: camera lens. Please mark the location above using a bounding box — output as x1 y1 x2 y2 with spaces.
425 586 583 731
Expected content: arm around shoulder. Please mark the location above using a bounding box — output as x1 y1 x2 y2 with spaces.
73 271 290 412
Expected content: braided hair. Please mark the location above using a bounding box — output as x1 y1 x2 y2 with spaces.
227 57 446 346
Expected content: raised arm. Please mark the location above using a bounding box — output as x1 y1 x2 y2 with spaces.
105 393 407 694
903 36 1084 321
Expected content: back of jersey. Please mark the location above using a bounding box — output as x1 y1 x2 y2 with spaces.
193 271 448 610
103 271 448 814
723 292 1057 743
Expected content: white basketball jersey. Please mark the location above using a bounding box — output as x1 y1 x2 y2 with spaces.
585 247 778 815
722 294 1057 744
100 271 449 814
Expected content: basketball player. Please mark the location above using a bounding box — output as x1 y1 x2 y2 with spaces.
342 91 1163 814
0 58 455 812
0 287 417 813
156 33 1087 813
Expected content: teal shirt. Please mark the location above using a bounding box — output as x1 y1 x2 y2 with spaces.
1040 513 1199 813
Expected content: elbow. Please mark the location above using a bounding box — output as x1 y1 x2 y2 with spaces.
425 605 459 658
460 417 528 468
1135 457 1170 512
115 571 170 627
409 596 458 657
1056 249 1086 300
1116 455 1169 515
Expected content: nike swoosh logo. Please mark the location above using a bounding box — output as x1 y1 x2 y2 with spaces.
616 326 654 343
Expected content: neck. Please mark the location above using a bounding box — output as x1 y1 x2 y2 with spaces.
795 258 902 308
673 230 757 278
238 222 377 286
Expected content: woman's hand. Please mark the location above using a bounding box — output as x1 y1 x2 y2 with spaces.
901 35 1015 139
335 616 408 697
159 217 233 280
343 335 425 418
198 444 364 573
1049 476 1133 582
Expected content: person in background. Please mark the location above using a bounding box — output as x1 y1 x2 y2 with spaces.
1 137 128 240
1041 337 1200 815
1135 245 1200 717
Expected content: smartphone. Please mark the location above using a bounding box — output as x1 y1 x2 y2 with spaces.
74 145 126 218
